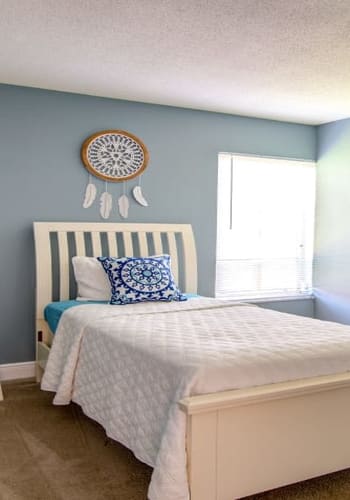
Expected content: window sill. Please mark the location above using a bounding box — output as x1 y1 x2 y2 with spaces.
250 294 314 304
216 294 314 304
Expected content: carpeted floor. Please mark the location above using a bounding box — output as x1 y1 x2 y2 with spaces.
1 381 350 500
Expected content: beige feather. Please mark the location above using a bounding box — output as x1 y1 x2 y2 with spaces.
118 194 129 218
132 185 149 207
83 183 97 208
100 191 113 219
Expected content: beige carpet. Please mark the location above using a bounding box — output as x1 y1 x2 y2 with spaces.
1 380 350 500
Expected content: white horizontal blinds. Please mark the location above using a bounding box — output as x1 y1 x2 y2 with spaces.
216 154 316 299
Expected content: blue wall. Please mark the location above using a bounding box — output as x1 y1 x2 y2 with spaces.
314 118 350 323
257 298 314 318
0 84 316 363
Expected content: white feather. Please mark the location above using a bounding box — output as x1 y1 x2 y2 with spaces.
83 183 97 208
132 185 149 207
118 194 129 218
100 191 113 219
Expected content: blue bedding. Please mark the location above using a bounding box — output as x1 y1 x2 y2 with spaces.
44 294 199 334
44 300 107 333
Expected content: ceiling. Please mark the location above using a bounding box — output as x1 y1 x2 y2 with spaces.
0 0 349 125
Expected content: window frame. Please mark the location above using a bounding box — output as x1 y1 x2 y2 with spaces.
215 152 316 301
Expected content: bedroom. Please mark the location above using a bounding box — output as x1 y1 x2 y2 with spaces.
0 1 350 499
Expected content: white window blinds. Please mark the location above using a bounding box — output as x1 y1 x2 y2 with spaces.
216 154 316 300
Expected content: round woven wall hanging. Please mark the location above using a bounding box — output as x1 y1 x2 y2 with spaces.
81 129 149 182
81 130 150 219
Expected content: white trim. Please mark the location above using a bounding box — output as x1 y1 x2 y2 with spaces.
179 371 350 415
249 294 314 303
215 294 314 304
0 361 36 381
219 151 316 163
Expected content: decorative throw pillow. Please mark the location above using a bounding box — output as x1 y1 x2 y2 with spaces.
98 255 187 305
72 256 111 301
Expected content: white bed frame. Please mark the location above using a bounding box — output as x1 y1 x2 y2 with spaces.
34 221 350 500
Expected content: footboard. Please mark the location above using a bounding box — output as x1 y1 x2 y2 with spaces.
179 372 350 500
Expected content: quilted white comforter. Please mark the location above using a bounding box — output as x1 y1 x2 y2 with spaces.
42 298 350 500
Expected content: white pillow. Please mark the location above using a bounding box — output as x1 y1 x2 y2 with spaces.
72 256 111 301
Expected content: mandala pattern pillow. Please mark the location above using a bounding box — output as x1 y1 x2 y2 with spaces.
98 255 187 305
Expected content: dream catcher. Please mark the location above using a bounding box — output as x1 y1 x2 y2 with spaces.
81 130 149 219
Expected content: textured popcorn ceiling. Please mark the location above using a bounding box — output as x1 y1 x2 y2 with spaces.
0 0 349 124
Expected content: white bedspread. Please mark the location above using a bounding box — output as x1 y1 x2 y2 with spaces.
42 298 350 500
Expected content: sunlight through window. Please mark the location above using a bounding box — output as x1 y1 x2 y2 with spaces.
216 154 316 300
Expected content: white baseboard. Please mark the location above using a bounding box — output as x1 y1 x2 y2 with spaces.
0 361 35 381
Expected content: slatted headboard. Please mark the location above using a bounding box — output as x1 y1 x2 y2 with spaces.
33 222 198 319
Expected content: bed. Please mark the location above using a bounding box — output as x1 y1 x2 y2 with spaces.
34 221 350 500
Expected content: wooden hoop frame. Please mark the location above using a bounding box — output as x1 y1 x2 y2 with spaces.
81 130 149 182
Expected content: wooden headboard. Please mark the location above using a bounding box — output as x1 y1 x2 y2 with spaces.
33 222 198 319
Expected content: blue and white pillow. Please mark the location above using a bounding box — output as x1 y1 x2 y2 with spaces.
98 255 187 305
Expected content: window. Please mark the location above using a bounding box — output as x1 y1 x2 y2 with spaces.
216 154 316 300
